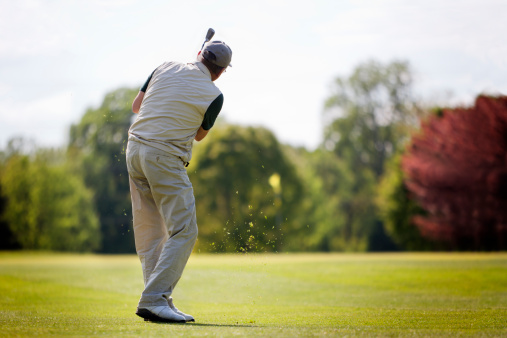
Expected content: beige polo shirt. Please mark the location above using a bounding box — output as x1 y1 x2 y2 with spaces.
129 61 222 162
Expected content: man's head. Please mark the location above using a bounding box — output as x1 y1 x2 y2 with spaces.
198 40 232 81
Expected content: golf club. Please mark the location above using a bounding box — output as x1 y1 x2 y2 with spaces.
201 28 215 50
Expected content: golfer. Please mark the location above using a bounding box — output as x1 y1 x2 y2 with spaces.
126 40 232 323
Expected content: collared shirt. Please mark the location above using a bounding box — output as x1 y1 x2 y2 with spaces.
129 61 223 162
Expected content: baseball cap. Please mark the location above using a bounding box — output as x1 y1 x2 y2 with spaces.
202 40 232 68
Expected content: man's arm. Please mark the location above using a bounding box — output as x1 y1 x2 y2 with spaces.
195 94 224 141
194 126 209 141
132 91 145 114
132 68 157 113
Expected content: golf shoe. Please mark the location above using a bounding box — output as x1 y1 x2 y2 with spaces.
168 297 195 322
136 306 186 323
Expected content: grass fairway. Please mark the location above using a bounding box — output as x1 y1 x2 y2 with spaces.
0 252 506 337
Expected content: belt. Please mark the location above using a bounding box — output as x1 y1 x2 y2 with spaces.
179 157 190 167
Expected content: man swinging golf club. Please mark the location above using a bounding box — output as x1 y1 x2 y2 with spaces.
126 30 232 323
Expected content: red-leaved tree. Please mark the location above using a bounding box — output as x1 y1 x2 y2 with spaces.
402 95 507 250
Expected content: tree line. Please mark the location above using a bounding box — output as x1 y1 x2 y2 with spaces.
1 60 505 252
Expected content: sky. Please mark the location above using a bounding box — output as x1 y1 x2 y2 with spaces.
1 0 506 151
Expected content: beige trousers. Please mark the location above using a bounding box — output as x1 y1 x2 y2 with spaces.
126 140 198 308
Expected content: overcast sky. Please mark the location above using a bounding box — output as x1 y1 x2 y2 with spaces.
1 0 506 151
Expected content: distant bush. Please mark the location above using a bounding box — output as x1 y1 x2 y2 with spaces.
0 148 100 251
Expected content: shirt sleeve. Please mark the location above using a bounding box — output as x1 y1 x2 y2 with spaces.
140 68 157 92
201 94 224 130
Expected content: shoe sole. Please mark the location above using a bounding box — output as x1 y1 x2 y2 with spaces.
143 319 194 322
136 308 186 323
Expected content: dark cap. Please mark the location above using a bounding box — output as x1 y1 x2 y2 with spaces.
202 40 232 68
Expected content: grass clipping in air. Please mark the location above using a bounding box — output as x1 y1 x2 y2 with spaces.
0 252 506 337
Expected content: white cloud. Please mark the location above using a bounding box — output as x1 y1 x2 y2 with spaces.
0 1 75 58
0 91 74 148
1 0 507 151
316 0 507 68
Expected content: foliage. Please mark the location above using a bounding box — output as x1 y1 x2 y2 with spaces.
0 149 100 251
284 147 371 251
189 124 303 252
324 60 417 178
1 58 474 254
402 95 507 250
0 184 16 249
377 153 440 250
323 60 417 250
68 88 138 253
0 148 19 250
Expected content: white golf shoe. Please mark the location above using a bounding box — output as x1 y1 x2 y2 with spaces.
167 297 195 322
136 305 186 323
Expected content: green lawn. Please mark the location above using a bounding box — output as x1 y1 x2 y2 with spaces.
0 252 506 337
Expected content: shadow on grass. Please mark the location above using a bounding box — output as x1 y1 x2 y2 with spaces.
189 323 258 328
148 322 258 328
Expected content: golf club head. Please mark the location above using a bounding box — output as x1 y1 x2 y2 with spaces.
201 28 215 50
205 28 215 43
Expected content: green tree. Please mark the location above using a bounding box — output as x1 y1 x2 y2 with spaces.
189 124 303 252
0 139 29 249
0 181 18 249
376 153 437 250
0 149 100 251
324 60 416 177
68 88 137 253
323 60 418 250
283 147 366 251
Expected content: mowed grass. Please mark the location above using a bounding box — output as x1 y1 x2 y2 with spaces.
0 252 506 337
